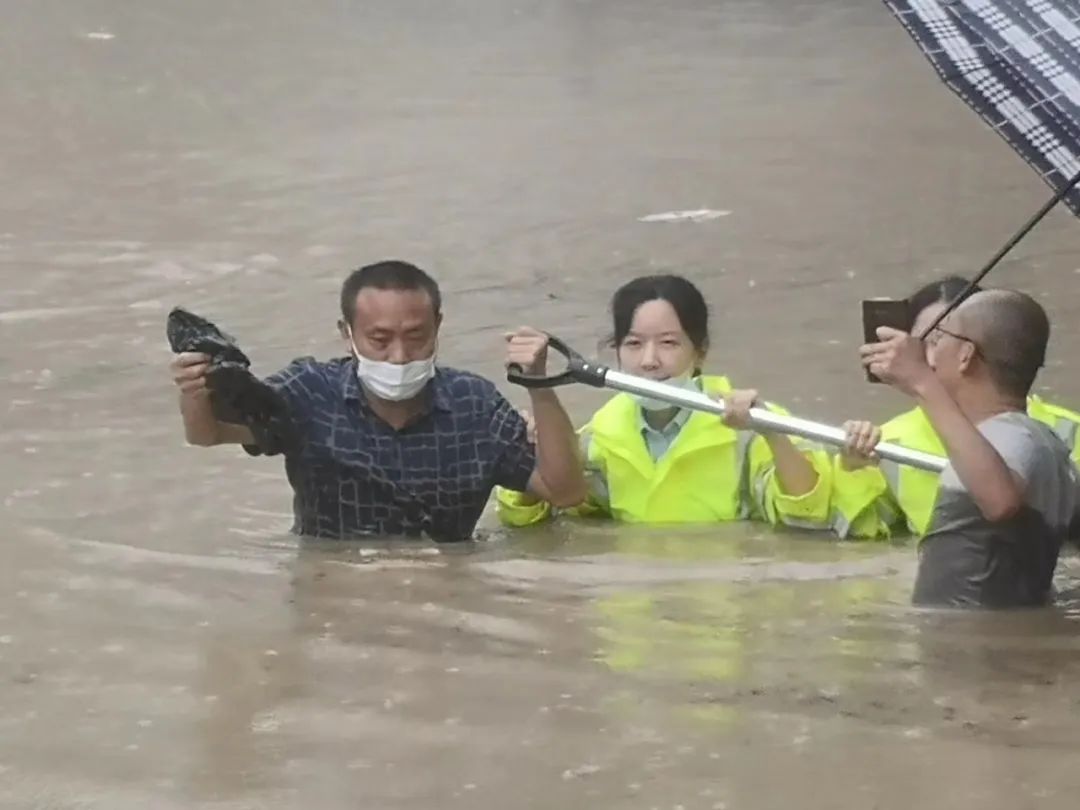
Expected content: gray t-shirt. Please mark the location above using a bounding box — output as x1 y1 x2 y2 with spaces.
913 411 1078 608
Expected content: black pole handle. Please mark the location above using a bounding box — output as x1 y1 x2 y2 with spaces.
921 167 1080 337
506 333 609 389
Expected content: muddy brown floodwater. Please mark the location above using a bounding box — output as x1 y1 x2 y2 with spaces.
2 1 1080 808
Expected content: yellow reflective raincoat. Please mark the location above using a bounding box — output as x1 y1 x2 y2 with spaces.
830 394 1080 540
496 375 832 530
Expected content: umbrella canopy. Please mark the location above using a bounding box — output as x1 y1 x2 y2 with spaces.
882 0 1080 215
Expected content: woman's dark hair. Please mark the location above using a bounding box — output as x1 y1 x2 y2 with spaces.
907 275 981 319
609 274 710 354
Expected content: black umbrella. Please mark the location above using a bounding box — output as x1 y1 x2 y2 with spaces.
881 0 1080 326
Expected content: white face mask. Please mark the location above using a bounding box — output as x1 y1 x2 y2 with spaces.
630 372 695 411
346 328 436 402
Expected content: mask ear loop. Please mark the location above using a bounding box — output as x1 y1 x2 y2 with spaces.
342 324 362 361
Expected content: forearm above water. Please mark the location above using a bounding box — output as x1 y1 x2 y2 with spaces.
915 379 1023 522
178 390 254 446
764 433 819 497
528 390 588 507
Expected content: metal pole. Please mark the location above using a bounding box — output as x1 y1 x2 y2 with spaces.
603 370 947 473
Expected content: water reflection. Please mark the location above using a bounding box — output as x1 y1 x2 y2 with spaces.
586 554 1080 752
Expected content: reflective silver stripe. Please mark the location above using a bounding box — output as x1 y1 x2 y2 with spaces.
830 509 852 539
1053 417 1078 451
875 497 903 528
579 432 593 459
584 467 609 507
880 459 901 497
752 466 770 518
735 431 756 519
580 433 610 506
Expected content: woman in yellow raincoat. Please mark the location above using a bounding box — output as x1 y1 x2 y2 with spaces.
496 274 833 531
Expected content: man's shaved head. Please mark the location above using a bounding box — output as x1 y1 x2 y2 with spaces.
953 289 1049 399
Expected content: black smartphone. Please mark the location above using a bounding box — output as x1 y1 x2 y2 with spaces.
862 298 912 383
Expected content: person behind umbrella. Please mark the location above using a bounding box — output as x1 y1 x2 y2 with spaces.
848 288 1076 608
496 274 833 528
832 276 1080 540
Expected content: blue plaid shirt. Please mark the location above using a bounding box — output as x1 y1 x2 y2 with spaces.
244 357 536 541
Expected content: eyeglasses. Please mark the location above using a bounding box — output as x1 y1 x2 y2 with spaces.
925 326 981 357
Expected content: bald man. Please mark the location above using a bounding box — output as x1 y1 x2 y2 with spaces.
850 289 1077 608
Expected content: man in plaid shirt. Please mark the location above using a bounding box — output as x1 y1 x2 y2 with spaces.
169 260 586 541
